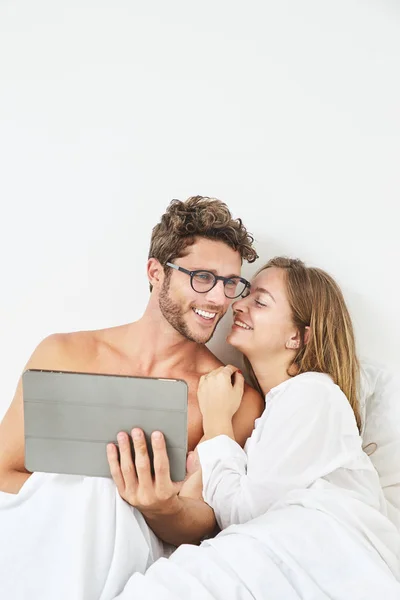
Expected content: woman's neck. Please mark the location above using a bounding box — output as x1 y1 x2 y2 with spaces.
248 354 293 397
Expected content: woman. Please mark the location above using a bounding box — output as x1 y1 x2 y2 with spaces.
116 257 400 599
192 256 386 529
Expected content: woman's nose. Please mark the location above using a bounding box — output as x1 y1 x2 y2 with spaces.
232 298 245 313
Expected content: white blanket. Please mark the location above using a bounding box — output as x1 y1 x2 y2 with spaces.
115 505 400 600
0 472 165 600
1 472 399 599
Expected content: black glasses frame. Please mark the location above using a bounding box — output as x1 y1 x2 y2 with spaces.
165 262 250 299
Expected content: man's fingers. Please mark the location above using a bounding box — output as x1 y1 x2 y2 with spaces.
117 431 138 489
186 449 200 475
152 431 174 496
132 428 153 488
107 442 126 493
173 480 184 495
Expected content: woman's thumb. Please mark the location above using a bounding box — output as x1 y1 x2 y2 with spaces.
234 370 245 393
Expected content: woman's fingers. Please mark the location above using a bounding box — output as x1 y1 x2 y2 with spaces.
202 364 239 381
224 364 239 374
233 369 245 388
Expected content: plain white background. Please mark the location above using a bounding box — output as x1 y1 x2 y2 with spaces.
0 0 399 421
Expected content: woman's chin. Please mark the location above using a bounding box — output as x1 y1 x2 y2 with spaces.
226 329 244 351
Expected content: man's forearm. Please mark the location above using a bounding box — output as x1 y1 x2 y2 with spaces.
142 496 217 547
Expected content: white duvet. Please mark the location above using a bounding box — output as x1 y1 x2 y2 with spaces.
116 505 400 599
0 472 165 600
0 472 399 599
1 372 400 599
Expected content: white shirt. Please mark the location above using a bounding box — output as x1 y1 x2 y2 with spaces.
197 372 400 572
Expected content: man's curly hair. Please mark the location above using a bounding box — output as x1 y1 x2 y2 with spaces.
148 196 258 291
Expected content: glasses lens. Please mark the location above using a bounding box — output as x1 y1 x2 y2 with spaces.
224 278 247 299
192 271 216 292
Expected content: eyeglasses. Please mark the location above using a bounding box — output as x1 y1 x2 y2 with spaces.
166 262 250 299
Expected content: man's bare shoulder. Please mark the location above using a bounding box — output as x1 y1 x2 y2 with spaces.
37 323 142 373
242 381 265 411
31 326 121 371
33 331 93 362
196 345 225 373
232 381 265 447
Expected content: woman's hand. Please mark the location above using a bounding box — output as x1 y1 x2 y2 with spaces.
197 365 245 439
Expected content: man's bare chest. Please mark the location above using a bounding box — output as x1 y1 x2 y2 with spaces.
80 353 205 452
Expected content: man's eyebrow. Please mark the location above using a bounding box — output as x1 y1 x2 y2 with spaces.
253 287 276 302
189 268 242 278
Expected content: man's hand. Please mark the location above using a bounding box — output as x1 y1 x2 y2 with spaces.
107 429 216 546
107 428 182 516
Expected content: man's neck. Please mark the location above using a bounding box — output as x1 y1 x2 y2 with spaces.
117 307 202 375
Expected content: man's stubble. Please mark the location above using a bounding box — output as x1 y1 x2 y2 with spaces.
158 277 224 344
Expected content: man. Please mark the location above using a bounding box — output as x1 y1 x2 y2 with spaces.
0 196 264 600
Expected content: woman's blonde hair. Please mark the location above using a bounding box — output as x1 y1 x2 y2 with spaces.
244 256 362 432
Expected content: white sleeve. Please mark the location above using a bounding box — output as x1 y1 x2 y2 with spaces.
197 379 362 530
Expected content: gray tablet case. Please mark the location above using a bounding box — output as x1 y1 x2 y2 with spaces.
22 369 188 481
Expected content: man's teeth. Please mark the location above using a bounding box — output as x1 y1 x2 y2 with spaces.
234 320 252 330
193 308 216 320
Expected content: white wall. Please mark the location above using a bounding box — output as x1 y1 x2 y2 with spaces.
1 0 399 420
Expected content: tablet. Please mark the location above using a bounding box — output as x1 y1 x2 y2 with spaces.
22 369 188 481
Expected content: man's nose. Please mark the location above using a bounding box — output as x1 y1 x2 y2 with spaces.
204 279 227 304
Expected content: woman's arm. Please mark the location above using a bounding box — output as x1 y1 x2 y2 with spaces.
197 377 362 530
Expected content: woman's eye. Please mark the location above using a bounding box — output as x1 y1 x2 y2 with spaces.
255 300 267 307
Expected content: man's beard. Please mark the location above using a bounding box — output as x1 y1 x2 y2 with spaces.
159 278 222 344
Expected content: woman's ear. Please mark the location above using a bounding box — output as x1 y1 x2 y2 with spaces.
147 258 164 290
285 326 309 350
285 334 300 350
